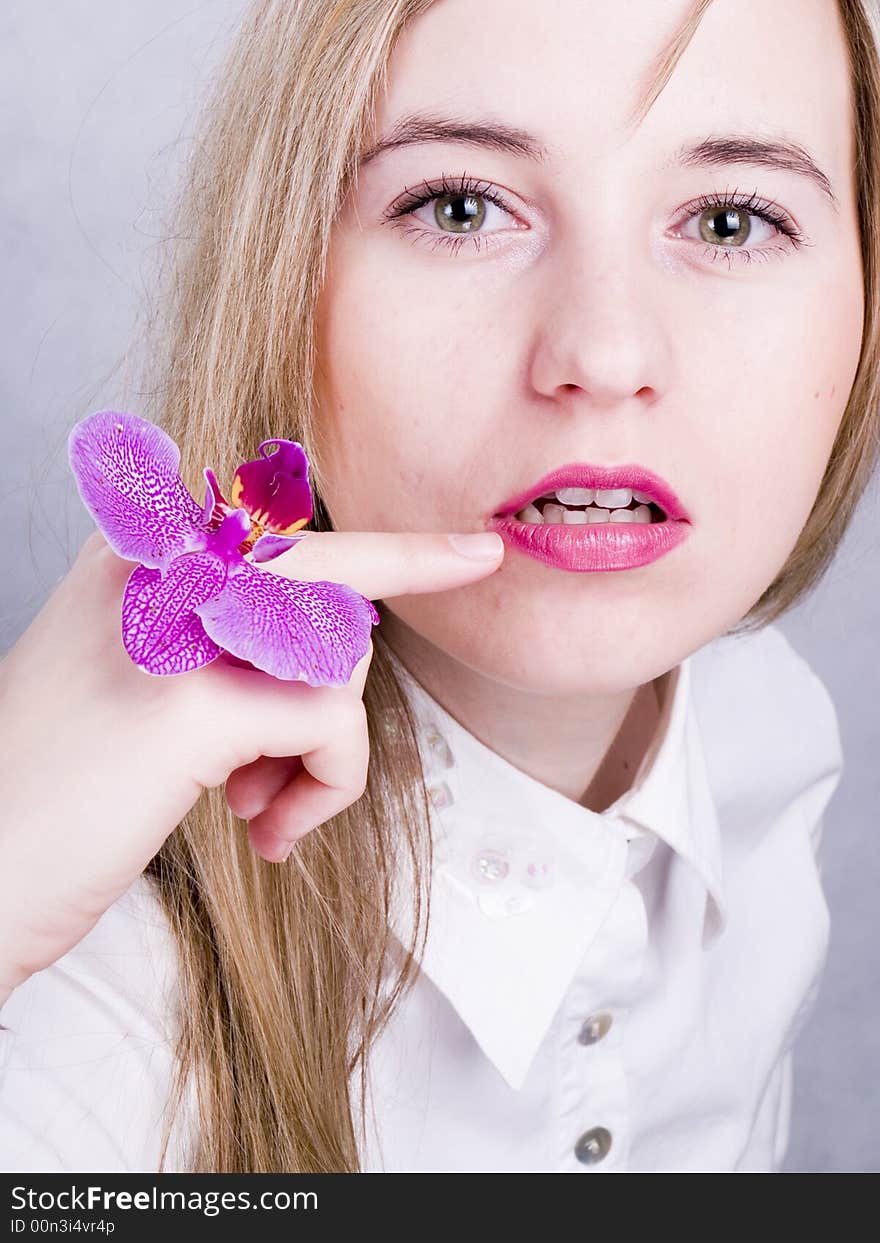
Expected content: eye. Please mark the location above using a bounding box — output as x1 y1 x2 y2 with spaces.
383 175 810 266
382 172 521 256
672 187 809 268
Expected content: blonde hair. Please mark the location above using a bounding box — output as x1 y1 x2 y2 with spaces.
126 0 880 1171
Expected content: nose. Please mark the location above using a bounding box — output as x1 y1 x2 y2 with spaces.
526 245 673 414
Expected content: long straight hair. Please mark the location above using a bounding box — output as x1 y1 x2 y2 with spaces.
128 0 880 1171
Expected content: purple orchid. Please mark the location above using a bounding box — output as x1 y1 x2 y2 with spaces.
67 410 379 684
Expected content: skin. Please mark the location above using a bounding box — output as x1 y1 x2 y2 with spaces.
313 0 864 810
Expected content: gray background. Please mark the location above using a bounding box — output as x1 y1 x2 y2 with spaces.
1 1 877 1173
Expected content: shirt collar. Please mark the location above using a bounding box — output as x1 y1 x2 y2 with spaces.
385 649 727 1092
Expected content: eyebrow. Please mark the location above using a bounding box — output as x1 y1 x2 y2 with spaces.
359 113 548 167
664 134 839 211
357 112 838 210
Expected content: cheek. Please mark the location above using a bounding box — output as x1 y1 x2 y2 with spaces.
314 261 496 533
746 321 858 534
695 229 862 575
317 403 463 533
707 364 856 622
314 279 438 528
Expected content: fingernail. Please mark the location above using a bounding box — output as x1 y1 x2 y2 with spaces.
448 532 504 560
263 833 294 863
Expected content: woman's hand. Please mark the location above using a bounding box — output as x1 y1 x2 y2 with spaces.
0 527 503 1000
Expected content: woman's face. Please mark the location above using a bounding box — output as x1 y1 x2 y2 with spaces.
314 0 863 696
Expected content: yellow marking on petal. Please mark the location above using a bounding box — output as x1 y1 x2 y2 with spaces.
230 475 244 506
276 516 308 535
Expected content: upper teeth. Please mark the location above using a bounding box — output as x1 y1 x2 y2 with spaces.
513 486 660 526
549 487 653 507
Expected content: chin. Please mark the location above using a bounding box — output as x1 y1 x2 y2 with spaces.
446 628 670 698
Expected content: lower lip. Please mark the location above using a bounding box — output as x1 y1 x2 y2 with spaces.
488 513 691 572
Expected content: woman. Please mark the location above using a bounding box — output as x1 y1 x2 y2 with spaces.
0 0 877 1172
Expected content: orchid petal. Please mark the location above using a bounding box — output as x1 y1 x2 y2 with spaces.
204 467 229 510
68 411 205 569
249 532 311 563
205 507 252 560
121 554 228 675
194 560 378 684
200 470 217 528
230 439 313 535
69 408 382 685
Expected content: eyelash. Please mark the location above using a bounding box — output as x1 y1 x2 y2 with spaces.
382 172 809 267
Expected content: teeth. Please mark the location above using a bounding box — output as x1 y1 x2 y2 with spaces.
555 487 595 505
544 486 658 506
512 483 664 525
518 503 654 525
605 508 642 523
595 488 632 508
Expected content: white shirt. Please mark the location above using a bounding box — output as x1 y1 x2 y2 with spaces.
0 623 843 1173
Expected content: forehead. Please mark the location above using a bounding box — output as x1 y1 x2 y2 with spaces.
373 0 853 185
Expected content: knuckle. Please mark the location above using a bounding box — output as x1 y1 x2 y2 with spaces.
330 688 369 735
330 707 370 804
348 747 370 802
340 772 369 813
354 728 371 800
348 642 373 690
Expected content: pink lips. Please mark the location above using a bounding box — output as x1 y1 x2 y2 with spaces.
492 463 690 522
488 462 692 573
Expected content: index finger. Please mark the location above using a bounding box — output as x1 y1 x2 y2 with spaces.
246 530 504 599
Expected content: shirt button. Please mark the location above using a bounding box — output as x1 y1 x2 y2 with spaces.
577 1011 613 1045
471 848 510 883
425 729 455 768
427 780 454 811
574 1126 612 1165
